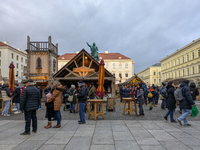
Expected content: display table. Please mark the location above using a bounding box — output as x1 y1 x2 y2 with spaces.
122 98 137 116
88 99 105 120
0 98 12 114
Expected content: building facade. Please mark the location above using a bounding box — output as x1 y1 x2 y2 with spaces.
0 41 27 82
160 38 200 87
137 63 161 86
58 51 134 84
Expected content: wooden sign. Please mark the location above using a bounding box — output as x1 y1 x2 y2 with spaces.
73 66 95 77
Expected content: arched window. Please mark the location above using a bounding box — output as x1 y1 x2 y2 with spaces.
113 73 115 77
119 73 122 78
125 63 128 68
113 63 115 69
53 59 56 72
125 73 128 77
119 63 122 69
36 57 42 69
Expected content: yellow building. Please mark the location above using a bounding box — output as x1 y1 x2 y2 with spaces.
58 51 135 84
160 38 200 87
137 63 162 86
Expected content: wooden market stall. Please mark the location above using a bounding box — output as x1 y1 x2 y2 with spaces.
117 74 145 87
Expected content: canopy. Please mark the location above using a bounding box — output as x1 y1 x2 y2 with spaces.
96 59 105 97
9 63 15 93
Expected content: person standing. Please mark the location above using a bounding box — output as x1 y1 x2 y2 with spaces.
119 86 124 102
143 84 148 105
124 86 130 98
69 84 77 113
88 83 95 111
164 82 177 123
37 84 43 109
20 79 41 135
1 82 12 116
75 80 87 124
47 81 64 128
190 82 199 101
148 87 154 110
160 83 166 109
177 80 196 126
137 83 144 116
13 83 21 114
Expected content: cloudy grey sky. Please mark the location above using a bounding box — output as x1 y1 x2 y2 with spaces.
1 0 200 73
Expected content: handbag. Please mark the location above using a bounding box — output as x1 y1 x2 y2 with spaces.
192 106 199 117
159 94 164 100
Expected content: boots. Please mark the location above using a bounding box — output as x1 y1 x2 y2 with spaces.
44 122 52 129
53 124 61 128
149 107 153 110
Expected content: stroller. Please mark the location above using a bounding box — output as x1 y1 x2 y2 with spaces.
62 90 70 111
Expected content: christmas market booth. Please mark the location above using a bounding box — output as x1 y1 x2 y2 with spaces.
117 74 144 87
53 49 115 97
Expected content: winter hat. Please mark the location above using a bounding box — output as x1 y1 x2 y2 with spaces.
90 83 93 86
138 83 142 88
183 80 189 84
71 84 75 88
162 83 166 86
78 80 84 85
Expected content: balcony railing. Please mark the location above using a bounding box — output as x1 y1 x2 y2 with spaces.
30 42 57 53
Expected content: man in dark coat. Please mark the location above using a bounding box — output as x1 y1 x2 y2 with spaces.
190 82 199 100
13 83 21 114
123 86 130 98
178 80 195 126
20 79 41 135
37 84 43 109
119 86 124 102
75 80 87 124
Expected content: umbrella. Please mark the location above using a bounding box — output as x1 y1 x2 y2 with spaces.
9 62 15 93
96 59 105 97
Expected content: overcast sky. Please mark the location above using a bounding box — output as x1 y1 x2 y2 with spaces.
1 0 200 73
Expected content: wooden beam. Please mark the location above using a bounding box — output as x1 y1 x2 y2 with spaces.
83 53 85 67
89 60 93 68
65 68 80 77
74 60 78 68
88 72 98 77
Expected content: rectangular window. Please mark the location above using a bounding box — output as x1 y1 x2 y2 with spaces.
16 55 18 61
154 72 156 75
187 54 189 61
119 73 122 78
113 73 115 77
192 67 195 74
16 71 18 76
154 79 156 83
25 59 27 64
187 68 189 75
192 52 194 59
113 63 115 69
178 58 180 64
21 72 23 77
21 65 23 70
0 60 1 66
182 56 184 63
159 79 161 83
16 63 18 69
198 65 200 73
0 51 1 57
159 72 161 75
199 50 200 57
12 53 14 59
183 69 185 76
21 57 23 63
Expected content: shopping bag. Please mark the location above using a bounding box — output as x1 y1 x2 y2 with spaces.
192 106 199 117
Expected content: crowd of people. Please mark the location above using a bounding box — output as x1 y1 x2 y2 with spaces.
119 80 199 126
0 78 199 135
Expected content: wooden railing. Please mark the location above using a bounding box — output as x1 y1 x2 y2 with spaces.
30 42 57 53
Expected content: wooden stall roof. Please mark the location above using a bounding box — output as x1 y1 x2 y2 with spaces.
53 49 114 81
117 74 144 86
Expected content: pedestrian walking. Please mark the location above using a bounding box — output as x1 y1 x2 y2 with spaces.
160 83 166 109
75 80 87 124
20 79 41 135
13 83 21 114
164 82 177 123
88 83 95 111
69 84 77 113
1 82 12 116
120 86 124 102
148 87 154 110
190 82 199 101
177 80 196 126
47 80 64 128
137 83 144 116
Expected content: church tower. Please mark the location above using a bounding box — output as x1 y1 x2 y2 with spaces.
26 36 59 83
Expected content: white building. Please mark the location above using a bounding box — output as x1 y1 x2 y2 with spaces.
58 51 135 84
0 41 27 82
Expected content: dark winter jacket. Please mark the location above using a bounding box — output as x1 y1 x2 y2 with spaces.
190 82 199 100
88 85 95 99
13 86 21 103
20 85 41 112
119 87 124 95
166 86 176 110
179 82 195 109
77 85 88 102
2 84 12 97
37 86 43 99
137 88 144 100
0 85 2 98
123 88 130 97
69 88 77 104
143 85 148 97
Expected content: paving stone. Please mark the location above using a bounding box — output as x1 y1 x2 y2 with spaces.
139 121 161 130
188 145 200 150
131 130 153 139
140 145 166 150
136 137 160 145
115 140 140 150
178 137 200 146
92 131 114 145
90 145 115 150
148 130 178 141
111 120 125 125
0 131 20 141
0 120 14 126
160 141 192 150
112 124 129 132
127 124 145 130
12 140 45 150
0 145 17 150
167 131 192 138
60 120 80 131
113 131 134 141
74 130 94 137
64 137 91 150
38 144 66 150
45 131 74 144
28 131 57 140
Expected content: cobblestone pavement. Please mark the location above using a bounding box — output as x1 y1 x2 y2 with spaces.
0 120 200 150
1 99 200 122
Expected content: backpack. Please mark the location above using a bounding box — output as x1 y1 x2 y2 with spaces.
154 88 158 94
68 90 75 102
148 91 153 98
174 87 184 101
162 88 168 98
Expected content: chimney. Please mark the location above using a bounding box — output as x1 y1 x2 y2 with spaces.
76 51 79 54
3 41 9 45
105 51 108 54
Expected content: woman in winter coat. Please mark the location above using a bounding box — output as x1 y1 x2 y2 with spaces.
69 84 77 113
1 82 12 116
148 87 154 110
13 83 21 114
164 82 177 123
137 83 144 116
190 82 199 100
46 81 64 128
